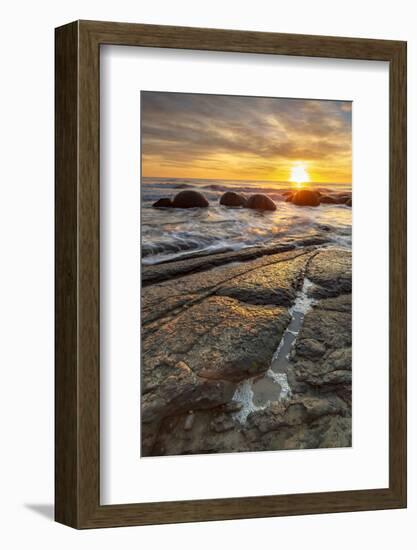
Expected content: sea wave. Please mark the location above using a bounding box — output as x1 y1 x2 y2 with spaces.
141 177 352 264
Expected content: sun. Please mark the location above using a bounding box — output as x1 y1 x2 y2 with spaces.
290 164 310 188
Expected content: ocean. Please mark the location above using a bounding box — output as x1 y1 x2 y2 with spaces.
141 177 352 265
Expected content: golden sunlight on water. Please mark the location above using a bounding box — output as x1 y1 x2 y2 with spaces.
290 163 310 189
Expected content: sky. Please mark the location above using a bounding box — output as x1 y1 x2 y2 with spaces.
141 91 352 184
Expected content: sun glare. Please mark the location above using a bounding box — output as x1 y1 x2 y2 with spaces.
290 164 310 188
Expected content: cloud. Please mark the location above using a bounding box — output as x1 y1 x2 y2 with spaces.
141 91 352 181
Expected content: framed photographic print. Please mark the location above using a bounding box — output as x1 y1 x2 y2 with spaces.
55 20 407 528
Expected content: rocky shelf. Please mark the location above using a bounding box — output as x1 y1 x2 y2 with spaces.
141 245 352 457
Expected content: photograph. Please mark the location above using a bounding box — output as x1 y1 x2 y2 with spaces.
140 91 352 457
0 0 409 538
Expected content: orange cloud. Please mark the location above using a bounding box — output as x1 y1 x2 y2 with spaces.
141 92 352 183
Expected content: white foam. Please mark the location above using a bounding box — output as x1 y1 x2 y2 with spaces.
289 277 316 316
232 379 266 424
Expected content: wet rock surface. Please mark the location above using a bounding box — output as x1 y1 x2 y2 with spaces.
142 237 330 286
152 197 172 208
320 195 337 204
306 248 352 297
141 245 352 456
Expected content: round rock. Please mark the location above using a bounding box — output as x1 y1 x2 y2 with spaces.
219 191 247 207
246 193 277 211
292 189 320 207
172 190 209 208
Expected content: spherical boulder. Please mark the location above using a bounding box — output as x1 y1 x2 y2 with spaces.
152 197 172 208
320 195 337 204
171 190 209 208
292 189 320 207
246 193 277 211
219 191 247 207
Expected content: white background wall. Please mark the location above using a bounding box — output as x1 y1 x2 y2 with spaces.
0 0 415 547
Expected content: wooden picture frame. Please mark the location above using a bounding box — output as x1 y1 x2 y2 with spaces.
55 20 407 528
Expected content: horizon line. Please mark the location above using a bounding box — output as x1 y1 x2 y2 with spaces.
141 175 352 185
